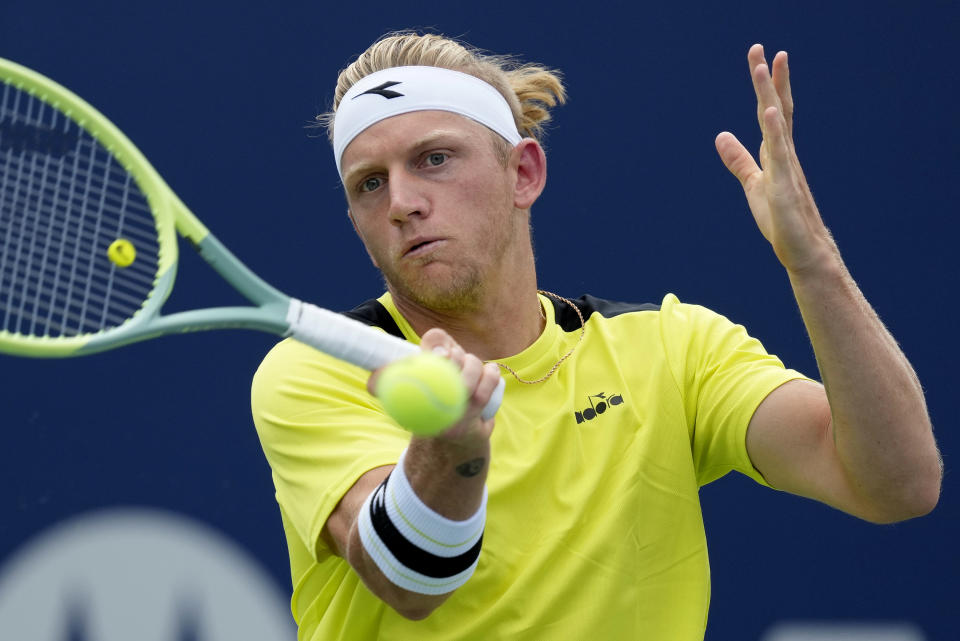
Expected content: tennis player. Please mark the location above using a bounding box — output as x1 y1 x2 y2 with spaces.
251 32 942 640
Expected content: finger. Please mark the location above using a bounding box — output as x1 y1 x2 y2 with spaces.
762 106 792 185
366 368 380 396
753 62 783 135
771 51 794 140
436 360 499 441
747 44 770 131
474 362 502 408
368 327 457 395
457 356 494 426
420 328 470 374
447 344 466 370
419 326 453 353
715 131 761 187
459 353 485 396
747 43 767 78
463 362 502 426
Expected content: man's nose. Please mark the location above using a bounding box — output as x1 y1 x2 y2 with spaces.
387 172 429 223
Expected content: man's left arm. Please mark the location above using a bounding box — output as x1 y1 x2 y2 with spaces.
715 44 942 523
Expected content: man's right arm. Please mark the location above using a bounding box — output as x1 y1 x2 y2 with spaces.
321 330 500 620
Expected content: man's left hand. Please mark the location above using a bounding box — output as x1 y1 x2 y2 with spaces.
716 44 835 275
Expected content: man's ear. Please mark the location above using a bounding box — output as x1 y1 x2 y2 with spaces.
347 208 380 268
511 139 547 210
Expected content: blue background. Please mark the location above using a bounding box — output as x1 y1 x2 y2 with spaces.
1 1 957 638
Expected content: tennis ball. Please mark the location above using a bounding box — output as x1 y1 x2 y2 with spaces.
376 352 468 436
107 238 136 267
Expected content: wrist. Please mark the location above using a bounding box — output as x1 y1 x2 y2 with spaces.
356 447 487 596
785 242 847 286
405 438 490 519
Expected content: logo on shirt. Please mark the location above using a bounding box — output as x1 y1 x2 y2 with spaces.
574 391 625 424
354 81 404 99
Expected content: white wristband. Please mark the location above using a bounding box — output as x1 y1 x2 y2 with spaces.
356 448 486 595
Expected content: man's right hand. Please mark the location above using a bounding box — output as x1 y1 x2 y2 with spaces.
322 328 498 618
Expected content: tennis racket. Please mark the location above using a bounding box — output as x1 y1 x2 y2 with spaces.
0 57 504 421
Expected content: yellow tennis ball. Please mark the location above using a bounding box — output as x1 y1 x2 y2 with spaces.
107 238 136 267
376 352 468 436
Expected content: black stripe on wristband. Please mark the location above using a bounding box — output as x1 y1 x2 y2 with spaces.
368 477 483 579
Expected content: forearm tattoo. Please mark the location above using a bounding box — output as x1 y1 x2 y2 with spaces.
455 458 486 477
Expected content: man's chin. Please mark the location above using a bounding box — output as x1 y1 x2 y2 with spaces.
387 274 483 313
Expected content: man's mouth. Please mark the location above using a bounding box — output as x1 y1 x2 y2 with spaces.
404 238 444 257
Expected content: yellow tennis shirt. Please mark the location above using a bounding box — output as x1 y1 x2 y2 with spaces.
251 292 808 640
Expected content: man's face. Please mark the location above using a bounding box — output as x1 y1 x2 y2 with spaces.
340 110 522 312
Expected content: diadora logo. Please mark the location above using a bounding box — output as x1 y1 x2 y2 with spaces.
574 391 625 424
354 80 404 99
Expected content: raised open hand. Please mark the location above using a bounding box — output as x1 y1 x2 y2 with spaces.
715 44 836 275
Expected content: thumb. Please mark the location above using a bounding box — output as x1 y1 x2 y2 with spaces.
715 131 760 187
368 327 455 395
419 327 455 354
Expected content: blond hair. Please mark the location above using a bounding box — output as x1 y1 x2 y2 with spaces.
317 31 566 144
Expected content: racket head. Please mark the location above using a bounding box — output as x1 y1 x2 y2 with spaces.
0 57 199 356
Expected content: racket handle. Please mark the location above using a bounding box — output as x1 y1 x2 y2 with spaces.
287 300 504 420
484 375 505 421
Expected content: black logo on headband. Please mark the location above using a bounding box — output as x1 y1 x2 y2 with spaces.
355 81 404 100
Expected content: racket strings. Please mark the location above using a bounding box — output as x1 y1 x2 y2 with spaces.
0 189 159 282
1 152 161 247
0 85 160 338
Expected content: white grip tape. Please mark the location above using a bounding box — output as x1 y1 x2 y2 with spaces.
286 300 504 420
484 376 505 422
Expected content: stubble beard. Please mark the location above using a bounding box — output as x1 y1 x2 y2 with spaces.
382 212 518 314
382 259 486 313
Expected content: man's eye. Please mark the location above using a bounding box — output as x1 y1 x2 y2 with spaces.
359 177 382 193
426 152 447 166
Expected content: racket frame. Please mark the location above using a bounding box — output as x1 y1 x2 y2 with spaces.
0 57 293 357
0 57 505 418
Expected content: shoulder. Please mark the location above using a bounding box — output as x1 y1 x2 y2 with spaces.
549 293 663 332
252 298 398 409
555 292 731 333
653 294 752 344
341 298 405 338
250 337 364 420
560 292 768 373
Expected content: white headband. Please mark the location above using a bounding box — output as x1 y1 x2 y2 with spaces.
332 66 523 176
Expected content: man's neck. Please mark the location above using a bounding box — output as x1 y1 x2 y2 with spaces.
390 276 544 362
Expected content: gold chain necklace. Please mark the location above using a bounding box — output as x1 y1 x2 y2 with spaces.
492 290 585 385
